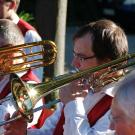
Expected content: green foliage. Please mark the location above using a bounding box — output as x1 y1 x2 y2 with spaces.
18 11 35 25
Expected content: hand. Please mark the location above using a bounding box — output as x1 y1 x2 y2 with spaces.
3 112 27 135
59 79 89 104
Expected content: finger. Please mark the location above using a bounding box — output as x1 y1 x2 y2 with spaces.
77 82 88 91
4 130 12 135
3 123 11 130
4 113 10 121
82 90 89 97
11 111 19 118
70 83 84 95
78 82 84 87
83 83 90 90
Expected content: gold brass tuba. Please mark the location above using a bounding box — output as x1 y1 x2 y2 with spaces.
0 40 57 126
0 40 57 75
0 52 135 126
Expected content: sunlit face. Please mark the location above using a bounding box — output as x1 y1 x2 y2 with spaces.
72 33 97 70
0 0 12 19
72 33 104 71
110 101 135 135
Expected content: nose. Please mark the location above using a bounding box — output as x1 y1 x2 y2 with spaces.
72 57 80 69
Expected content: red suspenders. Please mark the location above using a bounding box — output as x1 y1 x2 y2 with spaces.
53 95 112 135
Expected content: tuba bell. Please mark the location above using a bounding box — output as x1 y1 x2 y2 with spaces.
0 40 57 75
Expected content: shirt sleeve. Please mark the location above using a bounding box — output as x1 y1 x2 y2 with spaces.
24 30 42 43
63 100 111 135
0 105 8 134
27 103 63 135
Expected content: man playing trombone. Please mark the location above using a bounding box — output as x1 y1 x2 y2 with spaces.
3 19 129 135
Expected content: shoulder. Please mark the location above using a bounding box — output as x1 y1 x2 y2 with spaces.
92 110 111 131
17 19 42 42
17 19 36 32
25 30 41 42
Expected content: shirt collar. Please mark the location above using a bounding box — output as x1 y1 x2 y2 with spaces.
11 12 20 24
101 77 125 97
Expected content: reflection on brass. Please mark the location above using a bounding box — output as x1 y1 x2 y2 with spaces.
0 40 57 75
11 74 33 122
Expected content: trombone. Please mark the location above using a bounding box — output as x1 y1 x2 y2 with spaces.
1 52 135 126
0 40 57 75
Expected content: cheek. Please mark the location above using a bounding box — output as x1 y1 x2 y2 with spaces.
2 6 9 18
79 63 90 70
80 60 98 70
115 123 130 135
72 58 81 69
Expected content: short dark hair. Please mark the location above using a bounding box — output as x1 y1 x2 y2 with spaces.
0 19 24 46
73 19 128 61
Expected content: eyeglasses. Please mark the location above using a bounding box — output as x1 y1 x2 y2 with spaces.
73 51 95 62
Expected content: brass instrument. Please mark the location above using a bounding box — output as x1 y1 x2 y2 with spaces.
0 40 57 75
0 53 135 126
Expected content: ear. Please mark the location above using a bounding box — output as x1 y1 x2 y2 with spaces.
9 1 16 10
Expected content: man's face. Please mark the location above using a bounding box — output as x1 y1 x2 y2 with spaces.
110 101 135 135
0 0 12 19
72 33 102 71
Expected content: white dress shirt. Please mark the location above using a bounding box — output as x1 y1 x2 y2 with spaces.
27 82 119 135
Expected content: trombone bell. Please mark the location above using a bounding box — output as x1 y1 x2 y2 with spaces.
11 73 34 122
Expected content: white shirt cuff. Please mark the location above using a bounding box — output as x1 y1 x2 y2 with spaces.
64 99 86 119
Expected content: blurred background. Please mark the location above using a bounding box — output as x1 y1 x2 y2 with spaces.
17 0 135 103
